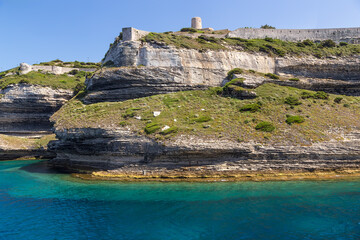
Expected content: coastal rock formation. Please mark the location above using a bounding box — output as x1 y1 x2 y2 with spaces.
48 127 360 173
0 84 73 134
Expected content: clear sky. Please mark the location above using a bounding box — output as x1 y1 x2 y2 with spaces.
1 0 360 71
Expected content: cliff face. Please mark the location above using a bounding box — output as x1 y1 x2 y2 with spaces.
49 127 360 174
86 41 360 104
48 39 360 177
103 41 360 82
84 67 208 103
0 84 73 134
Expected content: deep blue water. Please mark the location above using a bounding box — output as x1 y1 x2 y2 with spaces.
0 160 359 240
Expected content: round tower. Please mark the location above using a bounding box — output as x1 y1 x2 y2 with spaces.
191 17 202 29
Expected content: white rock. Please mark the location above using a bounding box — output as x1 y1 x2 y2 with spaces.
153 111 161 117
162 125 170 131
201 109 205 111
19 63 32 75
135 116 141 120
174 119 177 122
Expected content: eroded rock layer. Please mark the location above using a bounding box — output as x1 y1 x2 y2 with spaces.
0 84 73 134
48 128 360 173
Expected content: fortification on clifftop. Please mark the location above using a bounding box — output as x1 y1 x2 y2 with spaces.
121 17 360 43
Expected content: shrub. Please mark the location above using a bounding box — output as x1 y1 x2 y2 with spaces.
302 39 314 46
255 121 275 132
314 91 329 100
334 97 343 103
320 40 336 48
340 42 348 46
145 123 160 134
239 103 261 112
289 78 299 81
343 103 350 108
301 91 314 99
260 24 276 29
264 37 274 42
224 78 244 88
301 91 328 100
122 107 140 118
248 70 256 74
265 73 280 79
193 116 212 123
297 42 306 47
209 87 223 95
198 35 219 43
286 115 305 125
119 121 127 126
73 82 86 95
227 68 243 80
68 69 79 75
160 126 178 135
180 28 197 33
285 96 302 105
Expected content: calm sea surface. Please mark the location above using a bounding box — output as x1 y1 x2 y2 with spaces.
0 160 359 240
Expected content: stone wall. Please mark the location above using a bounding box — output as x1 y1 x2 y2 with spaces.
122 27 150 41
228 27 360 43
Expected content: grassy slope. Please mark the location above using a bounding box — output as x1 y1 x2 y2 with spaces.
0 134 56 150
35 59 101 69
141 33 360 58
0 72 85 90
52 84 360 145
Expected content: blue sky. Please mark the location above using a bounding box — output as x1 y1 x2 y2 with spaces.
1 0 360 71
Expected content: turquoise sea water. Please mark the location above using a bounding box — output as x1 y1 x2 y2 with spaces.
0 160 359 240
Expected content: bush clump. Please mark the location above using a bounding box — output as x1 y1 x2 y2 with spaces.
260 24 276 29
314 91 329 100
319 40 336 48
227 68 243 80
265 73 280 79
255 121 275 132
239 103 261 112
334 97 343 103
160 126 178 135
180 28 197 33
193 116 212 123
301 91 329 100
289 78 299 81
285 96 302 106
144 122 161 134
122 108 140 118
286 115 305 125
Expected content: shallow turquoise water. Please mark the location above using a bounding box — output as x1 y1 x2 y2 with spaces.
0 160 359 240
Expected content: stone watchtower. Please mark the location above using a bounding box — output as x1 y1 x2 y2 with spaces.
191 17 202 29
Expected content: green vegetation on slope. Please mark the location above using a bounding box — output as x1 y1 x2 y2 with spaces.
0 134 56 150
0 72 86 91
35 59 101 69
141 33 360 58
52 83 360 145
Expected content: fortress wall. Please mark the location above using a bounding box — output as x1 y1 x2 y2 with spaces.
228 28 360 43
122 27 150 41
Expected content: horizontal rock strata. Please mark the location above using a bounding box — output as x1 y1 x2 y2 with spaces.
48 128 360 173
0 84 73 134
